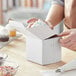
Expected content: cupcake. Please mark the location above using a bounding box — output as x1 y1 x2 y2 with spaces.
0 28 9 42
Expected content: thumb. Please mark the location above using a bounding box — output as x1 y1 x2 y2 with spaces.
58 30 71 37
50 25 54 29
45 21 54 29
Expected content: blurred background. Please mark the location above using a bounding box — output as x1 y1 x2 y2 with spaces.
0 0 52 26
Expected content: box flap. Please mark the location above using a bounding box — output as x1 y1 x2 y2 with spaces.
26 25 58 40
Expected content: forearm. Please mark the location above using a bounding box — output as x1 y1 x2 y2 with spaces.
45 4 64 27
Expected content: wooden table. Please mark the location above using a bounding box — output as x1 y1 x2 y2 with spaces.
0 35 76 76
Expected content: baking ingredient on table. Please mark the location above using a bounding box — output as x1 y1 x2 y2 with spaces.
0 36 9 42
0 28 9 42
0 66 17 76
9 29 16 37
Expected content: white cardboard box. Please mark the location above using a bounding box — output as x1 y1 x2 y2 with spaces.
26 25 61 65
5 20 61 65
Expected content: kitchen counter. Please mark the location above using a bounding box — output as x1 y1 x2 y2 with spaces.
0 35 76 76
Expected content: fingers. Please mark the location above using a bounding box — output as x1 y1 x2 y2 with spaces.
58 30 71 37
59 30 72 44
60 34 72 44
59 30 76 51
60 40 76 51
27 18 38 28
60 34 76 51
27 18 38 23
27 18 57 29
27 18 55 29
70 43 76 51
27 23 33 28
60 39 73 48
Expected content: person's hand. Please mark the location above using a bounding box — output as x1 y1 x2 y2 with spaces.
26 18 38 28
26 18 54 29
59 29 76 51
